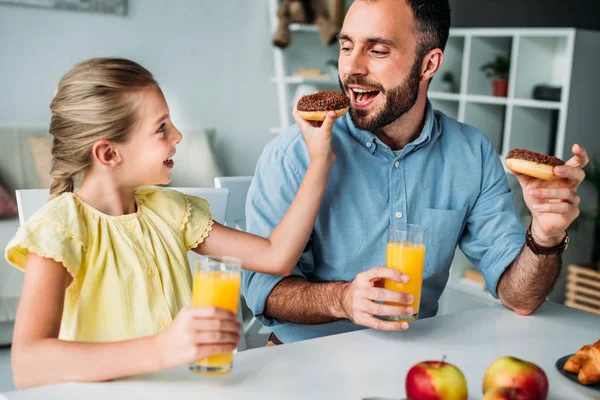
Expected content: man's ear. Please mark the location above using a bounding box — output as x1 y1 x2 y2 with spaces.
421 48 444 81
92 139 122 167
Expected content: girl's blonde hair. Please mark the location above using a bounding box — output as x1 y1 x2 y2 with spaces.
49 58 158 199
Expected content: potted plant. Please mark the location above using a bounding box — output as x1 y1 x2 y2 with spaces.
480 55 510 97
441 71 455 93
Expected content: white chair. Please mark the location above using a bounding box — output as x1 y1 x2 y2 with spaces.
16 189 50 226
15 187 250 352
169 187 228 224
214 176 267 346
214 176 253 231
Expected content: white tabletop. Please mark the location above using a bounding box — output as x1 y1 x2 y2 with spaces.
3 302 599 400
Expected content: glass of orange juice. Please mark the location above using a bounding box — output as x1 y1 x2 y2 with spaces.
384 224 426 322
189 255 242 376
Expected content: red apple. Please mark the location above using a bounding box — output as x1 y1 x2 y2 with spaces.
482 356 548 400
405 359 468 400
482 386 532 400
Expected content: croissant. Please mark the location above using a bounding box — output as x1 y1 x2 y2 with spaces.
564 344 592 373
579 345 600 385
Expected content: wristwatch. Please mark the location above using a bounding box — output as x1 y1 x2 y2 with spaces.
525 224 569 256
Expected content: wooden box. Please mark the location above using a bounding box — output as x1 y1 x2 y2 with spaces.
565 264 600 315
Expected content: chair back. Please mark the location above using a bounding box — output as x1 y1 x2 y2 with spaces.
16 189 50 226
171 187 229 224
213 176 252 231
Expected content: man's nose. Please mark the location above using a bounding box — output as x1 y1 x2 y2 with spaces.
342 51 368 76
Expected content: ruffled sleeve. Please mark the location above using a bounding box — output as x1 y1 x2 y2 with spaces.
5 219 85 279
179 194 214 251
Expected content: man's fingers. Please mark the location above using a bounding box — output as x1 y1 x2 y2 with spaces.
553 164 585 184
532 202 575 214
363 266 409 284
529 188 579 205
356 313 410 331
359 299 414 317
565 144 589 168
366 287 414 304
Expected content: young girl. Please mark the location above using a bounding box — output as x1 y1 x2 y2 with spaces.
5 58 339 389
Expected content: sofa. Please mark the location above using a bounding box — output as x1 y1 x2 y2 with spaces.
0 125 223 345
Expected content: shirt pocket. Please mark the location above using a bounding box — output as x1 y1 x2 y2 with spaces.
422 207 468 274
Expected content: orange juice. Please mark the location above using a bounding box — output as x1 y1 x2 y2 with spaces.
384 242 426 321
191 270 241 375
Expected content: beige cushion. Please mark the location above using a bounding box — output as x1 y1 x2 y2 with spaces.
28 136 53 188
168 128 224 188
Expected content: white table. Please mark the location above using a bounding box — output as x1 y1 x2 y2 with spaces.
3 302 599 400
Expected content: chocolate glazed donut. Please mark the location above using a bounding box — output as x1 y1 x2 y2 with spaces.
297 91 350 121
506 149 565 181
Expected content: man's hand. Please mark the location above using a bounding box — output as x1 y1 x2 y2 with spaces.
515 144 588 246
340 266 414 330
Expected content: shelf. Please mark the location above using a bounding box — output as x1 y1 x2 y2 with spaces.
464 102 506 154
429 91 460 101
509 106 558 155
430 36 465 94
514 36 570 100
430 99 459 120
467 36 513 97
289 23 319 32
465 94 508 105
271 76 339 85
511 98 561 110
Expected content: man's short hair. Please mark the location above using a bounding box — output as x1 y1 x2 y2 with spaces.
406 0 451 58
362 0 451 59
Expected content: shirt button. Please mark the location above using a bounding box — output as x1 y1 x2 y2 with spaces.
395 211 403 219
366 142 372 148
159 319 167 328
394 161 400 168
148 268 155 277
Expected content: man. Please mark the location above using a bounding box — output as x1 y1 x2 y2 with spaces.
243 0 587 344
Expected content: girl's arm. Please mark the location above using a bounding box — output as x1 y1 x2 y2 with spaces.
195 110 337 276
12 252 240 389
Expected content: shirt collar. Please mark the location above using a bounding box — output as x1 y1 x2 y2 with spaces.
344 99 439 156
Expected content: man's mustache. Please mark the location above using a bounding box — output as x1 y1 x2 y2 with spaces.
341 76 385 93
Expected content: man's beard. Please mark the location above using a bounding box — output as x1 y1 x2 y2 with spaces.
341 57 422 132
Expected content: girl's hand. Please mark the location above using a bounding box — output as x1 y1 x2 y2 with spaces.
154 306 241 369
292 105 337 166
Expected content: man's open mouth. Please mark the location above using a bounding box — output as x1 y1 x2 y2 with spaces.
350 88 381 108
163 158 174 168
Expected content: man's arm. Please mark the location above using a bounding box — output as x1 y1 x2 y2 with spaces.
498 144 587 315
264 277 347 324
264 269 414 330
496 245 562 316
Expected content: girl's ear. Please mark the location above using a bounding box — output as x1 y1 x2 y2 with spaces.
92 140 122 167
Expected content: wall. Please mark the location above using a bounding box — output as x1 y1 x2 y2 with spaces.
0 1 278 176
449 0 600 30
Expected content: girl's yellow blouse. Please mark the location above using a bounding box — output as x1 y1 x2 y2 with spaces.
5 186 213 342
